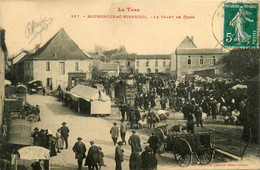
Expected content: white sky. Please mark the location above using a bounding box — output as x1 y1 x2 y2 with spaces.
0 0 258 56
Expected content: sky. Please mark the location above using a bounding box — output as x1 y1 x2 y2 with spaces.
0 0 258 56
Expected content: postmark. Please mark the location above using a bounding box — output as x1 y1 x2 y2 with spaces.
223 3 258 48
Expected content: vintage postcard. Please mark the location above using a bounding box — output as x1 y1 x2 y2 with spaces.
0 0 259 170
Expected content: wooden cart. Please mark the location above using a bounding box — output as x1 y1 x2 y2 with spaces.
154 126 214 167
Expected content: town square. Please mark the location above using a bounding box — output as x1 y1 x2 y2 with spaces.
0 1 259 170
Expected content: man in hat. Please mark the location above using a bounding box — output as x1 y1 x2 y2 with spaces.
128 130 142 153
85 141 99 170
115 141 124 170
119 104 126 121
110 122 119 145
147 132 159 155
73 137 87 170
31 127 40 146
60 122 70 149
141 146 158 170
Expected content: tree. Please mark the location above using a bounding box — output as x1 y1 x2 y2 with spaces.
220 49 260 80
221 49 260 144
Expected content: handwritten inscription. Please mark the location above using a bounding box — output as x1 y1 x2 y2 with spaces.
25 17 53 43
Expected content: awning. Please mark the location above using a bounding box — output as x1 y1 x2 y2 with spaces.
8 119 32 145
18 146 50 160
69 84 110 102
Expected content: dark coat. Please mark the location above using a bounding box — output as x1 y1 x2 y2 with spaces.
128 134 142 152
115 146 124 162
72 142 87 160
129 152 141 170
85 145 100 166
60 126 69 138
141 151 158 170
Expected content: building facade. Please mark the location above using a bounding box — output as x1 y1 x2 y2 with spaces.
135 55 171 74
171 36 225 78
13 28 92 89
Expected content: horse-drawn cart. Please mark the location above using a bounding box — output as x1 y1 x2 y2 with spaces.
154 126 214 167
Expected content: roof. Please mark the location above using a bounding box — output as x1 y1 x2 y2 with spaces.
177 36 197 49
69 84 110 101
88 52 104 59
25 28 90 60
135 54 171 59
176 48 225 55
13 51 29 64
110 53 136 60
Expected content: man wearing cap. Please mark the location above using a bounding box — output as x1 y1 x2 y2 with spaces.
110 122 119 146
115 141 124 170
85 141 99 170
128 130 142 153
73 137 87 170
60 122 70 149
141 146 158 170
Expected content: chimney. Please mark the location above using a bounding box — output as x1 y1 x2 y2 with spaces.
190 36 194 42
35 44 40 52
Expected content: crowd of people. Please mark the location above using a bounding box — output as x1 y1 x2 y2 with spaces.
97 74 247 129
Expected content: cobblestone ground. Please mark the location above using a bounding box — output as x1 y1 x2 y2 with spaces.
24 94 260 170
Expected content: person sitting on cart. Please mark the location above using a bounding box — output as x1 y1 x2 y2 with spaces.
146 131 159 155
186 113 195 134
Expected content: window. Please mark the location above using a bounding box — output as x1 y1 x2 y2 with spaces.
166 69 170 73
135 69 139 73
155 69 158 73
212 56 216 65
59 62 65 74
46 62 51 71
163 60 166 67
146 60 149 67
128 61 130 66
147 68 151 73
155 60 158 67
200 56 203 65
169 61 171 67
47 78 52 86
136 60 139 67
75 62 79 71
188 56 191 65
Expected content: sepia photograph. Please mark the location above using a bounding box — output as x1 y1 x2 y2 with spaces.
0 0 259 169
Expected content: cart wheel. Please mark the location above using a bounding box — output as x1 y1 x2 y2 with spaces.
173 138 192 167
197 144 214 165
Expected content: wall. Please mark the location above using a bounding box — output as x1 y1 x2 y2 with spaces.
135 59 171 73
33 59 91 89
176 54 223 78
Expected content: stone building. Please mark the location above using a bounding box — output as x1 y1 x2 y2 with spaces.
13 28 92 89
171 36 225 78
135 54 171 74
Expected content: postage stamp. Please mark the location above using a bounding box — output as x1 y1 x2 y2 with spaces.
223 3 258 48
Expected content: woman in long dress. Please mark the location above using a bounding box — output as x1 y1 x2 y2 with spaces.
229 6 254 45
56 128 63 153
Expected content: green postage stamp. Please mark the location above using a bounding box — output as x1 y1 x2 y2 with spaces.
223 3 258 48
